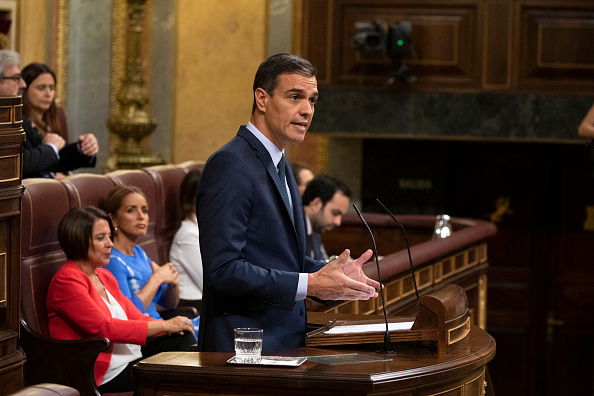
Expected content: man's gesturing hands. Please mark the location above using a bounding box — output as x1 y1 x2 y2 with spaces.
307 249 381 301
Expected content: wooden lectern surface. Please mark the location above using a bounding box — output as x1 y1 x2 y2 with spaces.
133 325 495 396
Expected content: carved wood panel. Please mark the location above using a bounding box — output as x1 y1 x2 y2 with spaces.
302 0 333 84
333 1 481 89
518 3 594 93
0 96 25 394
299 0 594 93
482 1 513 89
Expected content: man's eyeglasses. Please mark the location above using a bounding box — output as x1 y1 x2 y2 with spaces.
2 74 22 82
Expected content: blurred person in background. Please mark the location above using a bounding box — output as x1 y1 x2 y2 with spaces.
302 174 351 262
170 169 204 314
21 62 98 178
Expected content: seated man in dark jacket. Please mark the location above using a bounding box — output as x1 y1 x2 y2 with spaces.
302 174 351 262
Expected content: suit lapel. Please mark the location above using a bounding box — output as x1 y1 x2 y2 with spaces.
237 127 306 267
285 161 307 267
238 127 296 225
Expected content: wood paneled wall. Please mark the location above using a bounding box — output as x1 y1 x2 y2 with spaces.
299 0 594 93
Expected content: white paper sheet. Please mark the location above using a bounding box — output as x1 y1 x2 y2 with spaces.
324 321 414 335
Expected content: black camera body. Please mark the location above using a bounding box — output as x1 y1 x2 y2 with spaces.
353 21 416 84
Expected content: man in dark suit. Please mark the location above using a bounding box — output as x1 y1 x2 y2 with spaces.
196 53 380 353
302 174 351 262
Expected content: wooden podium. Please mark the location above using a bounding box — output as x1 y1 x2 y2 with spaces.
132 285 495 396
306 284 471 354
133 328 495 396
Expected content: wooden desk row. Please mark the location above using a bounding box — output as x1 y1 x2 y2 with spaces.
134 288 496 396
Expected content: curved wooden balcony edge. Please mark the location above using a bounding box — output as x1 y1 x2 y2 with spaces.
355 214 498 281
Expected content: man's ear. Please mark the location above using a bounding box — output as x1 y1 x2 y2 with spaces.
310 196 323 212
254 88 268 113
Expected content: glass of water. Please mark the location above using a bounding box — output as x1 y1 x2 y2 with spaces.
234 328 263 363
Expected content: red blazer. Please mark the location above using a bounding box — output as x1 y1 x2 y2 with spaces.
47 261 154 385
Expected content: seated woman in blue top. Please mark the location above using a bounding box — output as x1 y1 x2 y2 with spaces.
103 185 199 342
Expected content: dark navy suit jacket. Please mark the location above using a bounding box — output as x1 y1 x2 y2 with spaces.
22 115 96 178
196 126 324 353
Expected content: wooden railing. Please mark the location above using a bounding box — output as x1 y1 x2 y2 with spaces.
314 214 497 329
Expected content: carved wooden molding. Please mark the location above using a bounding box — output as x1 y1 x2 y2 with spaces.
315 242 489 331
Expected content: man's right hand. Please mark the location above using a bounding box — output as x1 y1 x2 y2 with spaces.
307 249 380 301
43 132 66 151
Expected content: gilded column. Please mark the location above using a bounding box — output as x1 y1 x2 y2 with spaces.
106 0 165 171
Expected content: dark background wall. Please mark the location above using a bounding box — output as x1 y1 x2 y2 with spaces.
296 1 594 394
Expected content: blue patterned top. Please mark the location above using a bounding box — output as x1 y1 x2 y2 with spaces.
104 245 167 320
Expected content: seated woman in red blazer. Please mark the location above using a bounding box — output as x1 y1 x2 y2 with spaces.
47 206 195 393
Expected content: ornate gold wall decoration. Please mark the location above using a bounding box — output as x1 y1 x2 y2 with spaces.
0 0 17 52
55 0 70 109
105 0 165 171
488 196 514 223
583 205 594 231
106 0 127 168
0 34 8 49
109 0 127 121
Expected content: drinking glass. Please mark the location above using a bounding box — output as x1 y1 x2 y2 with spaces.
234 328 263 363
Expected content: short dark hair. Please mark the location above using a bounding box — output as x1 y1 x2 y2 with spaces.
58 206 111 261
302 174 352 206
251 53 317 114
179 168 202 218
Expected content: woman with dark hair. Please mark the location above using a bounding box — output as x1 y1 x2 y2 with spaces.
47 206 194 392
21 62 98 179
169 169 204 313
103 185 200 336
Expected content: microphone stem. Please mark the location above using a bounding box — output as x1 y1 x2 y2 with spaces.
353 204 394 354
373 246 390 338
376 199 419 300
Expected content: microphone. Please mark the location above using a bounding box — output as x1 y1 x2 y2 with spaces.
376 199 419 300
352 204 396 355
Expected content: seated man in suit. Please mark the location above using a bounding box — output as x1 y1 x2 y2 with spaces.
302 174 351 262
197 53 380 354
